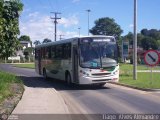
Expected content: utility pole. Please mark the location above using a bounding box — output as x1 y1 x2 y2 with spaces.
51 12 61 41
133 0 137 80
86 9 91 36
78 27 81 37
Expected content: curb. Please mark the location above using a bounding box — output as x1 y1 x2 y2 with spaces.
109 82 160 92
52 89 70 114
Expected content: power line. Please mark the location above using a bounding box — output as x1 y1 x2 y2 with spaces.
50 12 61 41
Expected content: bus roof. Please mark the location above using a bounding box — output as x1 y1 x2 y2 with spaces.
35 35 115 48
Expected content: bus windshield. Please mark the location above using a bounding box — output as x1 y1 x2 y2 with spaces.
79 38 118 68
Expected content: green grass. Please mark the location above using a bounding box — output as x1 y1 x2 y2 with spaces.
120 63 160 71
13 63 35 69
0 71 23 103
119 64 160 89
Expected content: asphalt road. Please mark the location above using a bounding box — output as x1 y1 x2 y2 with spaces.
1 64 160 120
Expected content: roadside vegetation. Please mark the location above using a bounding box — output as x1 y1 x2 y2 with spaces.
0 71 23 104
119 64 160 89
0 71 24 115
12 63 35 69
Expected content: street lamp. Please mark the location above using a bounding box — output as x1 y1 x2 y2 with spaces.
133 0 137 80
86 9 91 36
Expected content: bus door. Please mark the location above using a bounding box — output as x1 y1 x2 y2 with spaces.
72 45 79 84
38 49 42 75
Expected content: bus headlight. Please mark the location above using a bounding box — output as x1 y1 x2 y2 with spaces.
80 70 90 76
113 70 118 75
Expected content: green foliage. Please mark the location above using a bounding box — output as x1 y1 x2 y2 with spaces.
34 40 41 46
141 36 158 50
42 38 52 43
0 0 23 59
19 35 31 41
123 29 160 50
0 71 23 103
24 47 34 53
140 29 160 50
141 29 160 40
23 47 34 61
19 35 32 47
90 17 123 38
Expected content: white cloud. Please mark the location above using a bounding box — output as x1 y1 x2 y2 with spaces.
20 15 54 42
72 0 80 3
28 12 39 17
59 15 79 28
20 13 79 42
129 24 134 28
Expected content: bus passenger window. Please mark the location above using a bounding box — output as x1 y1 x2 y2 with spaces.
63 43 71 59
47 47 51 59
55 45 63 59
42 48 46 59
51 46 56 59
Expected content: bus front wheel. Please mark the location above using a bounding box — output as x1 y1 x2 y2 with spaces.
43 68 48 80
97 83 106 87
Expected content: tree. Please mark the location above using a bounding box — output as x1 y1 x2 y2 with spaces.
137 33 144 47
157 40 160 50
140 28 160 50
90 17 123 39
19 35 31 41
141 37 158 50
42 38 52 44
141 29 148 36
33 40 41 46
141 29 160 40
0 0 23 60
19 35 32 47
123 32 133 45
23 47 34 62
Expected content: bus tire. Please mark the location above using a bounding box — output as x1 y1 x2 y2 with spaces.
43 68 48 80
66 73 71 85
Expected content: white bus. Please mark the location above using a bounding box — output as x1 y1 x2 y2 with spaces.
35 36 119 86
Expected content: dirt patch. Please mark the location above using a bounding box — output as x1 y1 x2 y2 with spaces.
0 83 24 116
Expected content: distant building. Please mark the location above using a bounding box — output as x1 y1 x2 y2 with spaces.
16 41 32 57
20 41 32 48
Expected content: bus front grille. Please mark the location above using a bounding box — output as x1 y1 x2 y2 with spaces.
92 73 111 76
92 79 111 82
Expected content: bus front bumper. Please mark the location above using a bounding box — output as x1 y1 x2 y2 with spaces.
79 75 119 85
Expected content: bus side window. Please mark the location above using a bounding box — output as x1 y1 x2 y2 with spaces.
51 46 56 59
63 43 71 59
42 48 46 59
68 43 71 58
47 46 51 59
55 45 63 59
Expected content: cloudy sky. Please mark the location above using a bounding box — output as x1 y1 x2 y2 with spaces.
20 0 160 42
